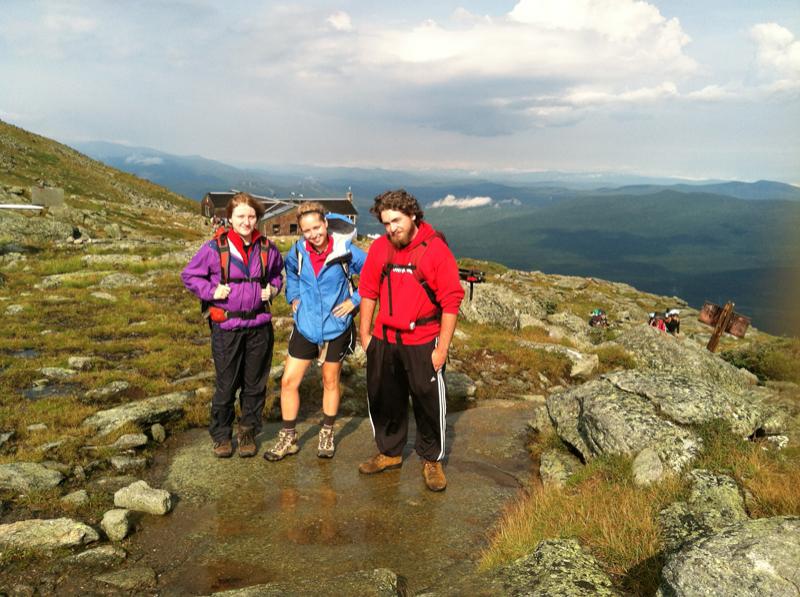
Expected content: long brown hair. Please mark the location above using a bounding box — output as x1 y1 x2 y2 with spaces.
370 189 424 222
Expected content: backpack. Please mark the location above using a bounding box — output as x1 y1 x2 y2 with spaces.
201 228 277 324
379 230 447 329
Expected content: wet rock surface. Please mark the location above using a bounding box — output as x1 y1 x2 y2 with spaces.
498 538 620 596
658 516 800 597
207 568 405 596
128 401 534 595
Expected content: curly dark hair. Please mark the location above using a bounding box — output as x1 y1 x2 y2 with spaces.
370 189 424 223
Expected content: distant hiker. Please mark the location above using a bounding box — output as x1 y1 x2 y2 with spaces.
648 311 667 332
588 308 608 328
264 202 366 462
181 192 284 459
665 309 681 335
357 189 464 492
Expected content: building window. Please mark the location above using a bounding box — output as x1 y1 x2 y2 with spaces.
289 224 298 234
272 224 281 235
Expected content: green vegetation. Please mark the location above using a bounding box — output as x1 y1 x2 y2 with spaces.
721 338 800 384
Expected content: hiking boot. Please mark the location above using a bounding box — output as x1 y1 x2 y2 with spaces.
318 426 335 459
237 427 257 458
358 453 402 474
422 460 447 492
212 439 233 459
263 429 299 462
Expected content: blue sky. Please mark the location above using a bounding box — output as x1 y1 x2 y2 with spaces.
1 0 798 182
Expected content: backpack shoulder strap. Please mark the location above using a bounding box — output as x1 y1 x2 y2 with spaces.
212 232 230 284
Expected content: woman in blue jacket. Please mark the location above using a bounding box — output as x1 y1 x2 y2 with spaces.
264 202 366 461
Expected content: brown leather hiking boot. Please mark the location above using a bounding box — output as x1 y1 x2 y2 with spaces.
237 427 257 458
358 453 402 474
422 460 447 492
212 439 233 458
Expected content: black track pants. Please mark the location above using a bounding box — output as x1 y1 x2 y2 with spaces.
210 322 274 442
365 337 447 462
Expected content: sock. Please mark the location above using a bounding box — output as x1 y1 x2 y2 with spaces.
282 419 297 435
322 414 336 428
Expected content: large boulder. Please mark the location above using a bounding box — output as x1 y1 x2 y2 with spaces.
459 281 548 329
499 538 620 596
0 462 64 492
0 518 99 550
82 391 192 436
658 516 800 597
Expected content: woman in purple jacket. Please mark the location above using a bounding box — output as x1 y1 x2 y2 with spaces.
182 193 284 458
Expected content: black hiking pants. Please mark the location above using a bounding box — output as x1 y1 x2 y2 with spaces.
366 336 447 462
210 322 274 442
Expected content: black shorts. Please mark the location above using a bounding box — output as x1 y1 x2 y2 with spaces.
288 324 356 363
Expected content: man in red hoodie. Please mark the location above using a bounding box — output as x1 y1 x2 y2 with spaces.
358 189 465 491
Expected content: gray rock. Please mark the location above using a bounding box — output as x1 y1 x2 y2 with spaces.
500 538 620 596
632 447 665 486
60 489 90 509
83 380 130 402
539 449 582 488
150 423 166 443
658 516 800 597
81 254 144 267
0 430 14 449
110 455 147 473
446 371 477 404
39 366 77 379
95 566 156 590
101 509 132 541
89 475 139 494
98 273 142 288
64 544 127 566
82 391 192 436
90 291 117 302
547 380 701 470
518 341 598 379
26 423 48 432
659 469 747 552
208 568 404 596
525 404 552 434
110 433 148 450
459 281 547 329
0 518 99 550
67 356 95 371
0 462 63 491
114 480 172 515
6 304 24 315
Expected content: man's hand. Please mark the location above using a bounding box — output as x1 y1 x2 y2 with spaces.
431 345 448 372
261 284 279 302
361 334 372 351
291 299 300 314
332 298 354 318
213 284 231 300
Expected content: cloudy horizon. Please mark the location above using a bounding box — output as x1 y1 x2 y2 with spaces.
1 1 798 182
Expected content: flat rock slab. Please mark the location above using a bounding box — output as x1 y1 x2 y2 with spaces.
82 391 192 436
95 566 156 590
0 518 99 550
132 401 535 595
0 462 63 492
208 568 403 596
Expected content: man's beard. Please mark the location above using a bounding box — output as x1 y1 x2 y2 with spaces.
388 233 409 249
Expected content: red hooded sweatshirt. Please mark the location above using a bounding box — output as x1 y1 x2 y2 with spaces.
359 221 464 345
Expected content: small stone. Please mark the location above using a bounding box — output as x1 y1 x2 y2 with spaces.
73 465 86 481
114 480 172 515
64 544 127 567
0 431 14 448
110 456 147 473
6 304 24 315
632 447 665 486
110 433 148 450
60 490 89 509
39 367 78 379
150 423 166 443
766 435 789 450
539 450 582 488
83 380 130 402
95 566 156 590
101 509 132 541
68 356 95 371
90 291 117 302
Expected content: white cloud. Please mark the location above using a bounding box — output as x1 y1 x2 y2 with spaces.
429 194 493 209
327 11 353 32
751 23 800 80
125 155 164 166
685 85 733 102
42 13 97 35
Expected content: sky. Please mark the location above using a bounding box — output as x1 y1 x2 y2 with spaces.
1 0 799 182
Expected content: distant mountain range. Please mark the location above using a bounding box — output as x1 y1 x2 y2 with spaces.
71 140 800 336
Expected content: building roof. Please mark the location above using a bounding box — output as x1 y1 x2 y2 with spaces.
203 191 358 217
286 198 358 217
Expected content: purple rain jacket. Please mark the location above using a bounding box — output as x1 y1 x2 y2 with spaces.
181 237 284 331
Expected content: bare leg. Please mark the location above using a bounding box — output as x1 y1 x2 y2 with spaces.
321 361 343 417
280 355 312 421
